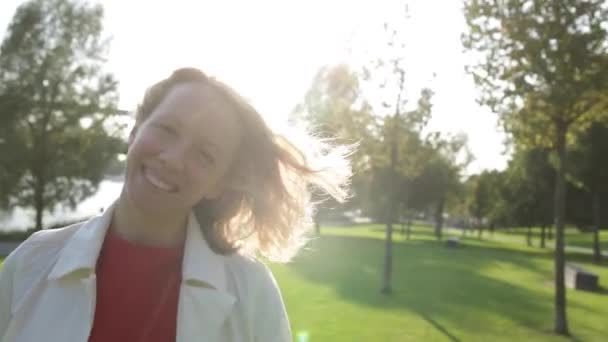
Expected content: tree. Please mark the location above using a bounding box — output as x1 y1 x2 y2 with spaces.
373 84 432 295
569 122 608 263
463 0 608 334
467 169 504 240
0 101 27 208
412 133 471 240
0 0 126 230
294 11 438 295
291 64 374 233
362 8 441 292
504 147 554 246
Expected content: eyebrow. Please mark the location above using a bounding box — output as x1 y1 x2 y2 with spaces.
184 127 219 154
155 112 220 153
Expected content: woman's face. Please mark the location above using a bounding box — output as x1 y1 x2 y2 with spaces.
124 83 242 217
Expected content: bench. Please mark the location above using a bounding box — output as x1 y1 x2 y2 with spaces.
446 237 460 248
565 263 599 291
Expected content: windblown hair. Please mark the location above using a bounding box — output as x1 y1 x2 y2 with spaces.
134 68 352 262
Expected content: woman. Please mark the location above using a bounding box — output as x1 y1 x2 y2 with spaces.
0 68 352 342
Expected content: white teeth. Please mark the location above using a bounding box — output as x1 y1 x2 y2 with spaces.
143 167 177 193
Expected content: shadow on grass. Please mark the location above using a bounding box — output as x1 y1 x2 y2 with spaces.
594 286 608 295
289 235 580 336
418 311 462 342
400 225 608 267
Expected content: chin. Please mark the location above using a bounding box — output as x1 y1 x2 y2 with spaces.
123 167 183 217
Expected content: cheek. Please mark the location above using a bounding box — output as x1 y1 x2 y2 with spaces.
184 163 221 196
125 133 164 179
180 171 206 203
129 132 164 160
185 163 210 187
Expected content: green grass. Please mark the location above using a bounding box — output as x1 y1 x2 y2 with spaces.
483 226 608 250
269 225 608 341
566 230 608 250
1 228 607 341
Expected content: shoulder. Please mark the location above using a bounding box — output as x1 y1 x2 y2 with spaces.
2 217 94 292
222 254 287 317
222 253 286 306
7 220 86 270
18 220 85 249
0 220 89 316
223 253 279 293
223 254 292 340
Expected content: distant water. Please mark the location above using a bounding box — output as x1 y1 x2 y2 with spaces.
0 179 124 231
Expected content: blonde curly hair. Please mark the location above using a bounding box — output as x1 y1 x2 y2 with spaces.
134 68 352 262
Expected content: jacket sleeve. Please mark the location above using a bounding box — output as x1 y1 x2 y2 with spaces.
0 252 17 339
253 264 292 342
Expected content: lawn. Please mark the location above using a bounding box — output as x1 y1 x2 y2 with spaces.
269 225 608 342
1 227 607 341
475 226 608 251
565 230 608 250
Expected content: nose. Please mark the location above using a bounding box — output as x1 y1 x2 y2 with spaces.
158 141 187 175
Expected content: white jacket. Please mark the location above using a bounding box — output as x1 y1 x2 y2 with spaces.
0 203 292 342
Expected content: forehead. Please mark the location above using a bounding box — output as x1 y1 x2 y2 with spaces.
153 83 232 123
150 83 242 146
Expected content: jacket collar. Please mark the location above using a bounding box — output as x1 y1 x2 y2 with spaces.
48 200 228 292
181 210 228 291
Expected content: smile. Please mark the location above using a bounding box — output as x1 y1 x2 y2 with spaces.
142 165 179 193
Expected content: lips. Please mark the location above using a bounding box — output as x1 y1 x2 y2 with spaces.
142 165 179 193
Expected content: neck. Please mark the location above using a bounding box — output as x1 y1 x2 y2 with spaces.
111 191 188 248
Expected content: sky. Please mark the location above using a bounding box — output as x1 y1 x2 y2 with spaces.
0 0 508 174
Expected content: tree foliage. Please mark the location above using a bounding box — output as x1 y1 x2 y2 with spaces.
463 0 608 334
568 122 608 261
0 0 126 230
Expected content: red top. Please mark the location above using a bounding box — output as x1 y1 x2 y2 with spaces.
89 230 185 342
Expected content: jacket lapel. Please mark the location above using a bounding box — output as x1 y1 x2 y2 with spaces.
4 273 98 342
176 213 236 342
7 202 236 342
6 206 113 342
176 284 236 342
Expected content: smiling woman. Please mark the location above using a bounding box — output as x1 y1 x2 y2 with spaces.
0 67 353 342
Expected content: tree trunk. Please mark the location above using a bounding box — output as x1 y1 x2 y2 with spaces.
592 190 602 264
526 226 532 247
553 126 569 335
435 197 445 240
380 74 408 294
540 225 546 249
406 219 411 241
490 222 495 236
382 200 394 293
548 225 553 240
381 218 394 294
34 192 44 231
478 224 483 240
382 106 401 295
314 217 321 236
33 170 46 231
